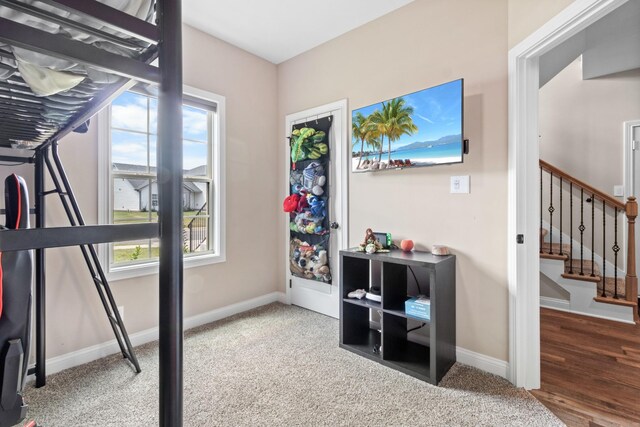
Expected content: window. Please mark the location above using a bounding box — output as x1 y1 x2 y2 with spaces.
99 86 226 279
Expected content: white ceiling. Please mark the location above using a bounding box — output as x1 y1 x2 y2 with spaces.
183 0 415 64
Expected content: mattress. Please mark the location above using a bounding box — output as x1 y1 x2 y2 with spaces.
0 0 154 96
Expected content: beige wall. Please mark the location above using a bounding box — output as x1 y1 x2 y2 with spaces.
0 25 280 358
540 58 640 194
508 0 576 48
278 0 510 360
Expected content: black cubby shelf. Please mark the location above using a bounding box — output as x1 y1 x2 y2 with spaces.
339 248 456 385
383 307 430 322
342 297 381 311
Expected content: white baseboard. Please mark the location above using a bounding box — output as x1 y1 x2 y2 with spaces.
540 296 571 310
539 300 636 325
456 347 509 379
33 291 286 379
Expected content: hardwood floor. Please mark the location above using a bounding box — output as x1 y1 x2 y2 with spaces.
532 308 640 427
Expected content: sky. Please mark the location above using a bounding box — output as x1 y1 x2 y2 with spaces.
352 79 462 151
111 91 209 171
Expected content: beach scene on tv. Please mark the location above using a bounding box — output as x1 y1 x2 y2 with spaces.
352 79 463 172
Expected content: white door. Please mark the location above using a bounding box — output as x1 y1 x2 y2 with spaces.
630 121 640 286
284 100 348 318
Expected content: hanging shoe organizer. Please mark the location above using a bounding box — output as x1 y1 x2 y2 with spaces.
286 116 333 283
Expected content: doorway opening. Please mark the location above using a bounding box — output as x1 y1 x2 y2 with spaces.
508 0 631 390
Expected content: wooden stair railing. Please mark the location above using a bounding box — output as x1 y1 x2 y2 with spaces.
539 160 638 322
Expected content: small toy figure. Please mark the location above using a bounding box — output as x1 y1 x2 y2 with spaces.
282 194 300 213
357 228 389 253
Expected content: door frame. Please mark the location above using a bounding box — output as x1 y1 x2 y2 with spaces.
508 0 628 389
623 119 640 198
283 99 349 318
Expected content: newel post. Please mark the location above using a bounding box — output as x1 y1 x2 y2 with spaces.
625 197 639 321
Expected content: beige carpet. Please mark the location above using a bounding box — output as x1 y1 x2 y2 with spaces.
22 303 562 426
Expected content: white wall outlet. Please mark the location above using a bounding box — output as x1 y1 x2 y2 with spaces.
613 185 624 197
450 176 470 194
117 306 124 320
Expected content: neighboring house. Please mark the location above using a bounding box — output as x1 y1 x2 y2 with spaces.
112 176 140 211
113 163 206 212
138 180 206 211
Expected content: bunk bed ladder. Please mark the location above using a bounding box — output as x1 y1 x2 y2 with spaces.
42 141 141 373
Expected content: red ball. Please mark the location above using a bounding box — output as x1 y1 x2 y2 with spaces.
400 239 414 252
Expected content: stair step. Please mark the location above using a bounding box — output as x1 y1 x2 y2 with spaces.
598 276 626 299
563 259 600 277
593 296 637 308
540 242 570 260
562 272 601 283
541 253 569 261
540 242 570 253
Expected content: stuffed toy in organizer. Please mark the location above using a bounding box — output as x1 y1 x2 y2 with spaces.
289 238 331 283
302 162 326 196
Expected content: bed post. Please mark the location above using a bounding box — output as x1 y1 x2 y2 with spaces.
34 144 48 388
156 0 184 425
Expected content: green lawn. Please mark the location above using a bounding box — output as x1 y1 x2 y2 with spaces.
113 246 161 263
113 210 201 227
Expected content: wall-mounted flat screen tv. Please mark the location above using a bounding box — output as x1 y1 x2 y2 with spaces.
352 78 464 172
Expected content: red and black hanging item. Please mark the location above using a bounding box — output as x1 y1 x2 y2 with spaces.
0 174 32 427
0 174 23 319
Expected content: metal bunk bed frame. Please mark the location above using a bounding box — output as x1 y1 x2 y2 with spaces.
0 0 185 425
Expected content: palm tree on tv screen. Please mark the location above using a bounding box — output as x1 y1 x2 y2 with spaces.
381 98 418 164
367 135 382 155
352 112 369 169
369 109 388 163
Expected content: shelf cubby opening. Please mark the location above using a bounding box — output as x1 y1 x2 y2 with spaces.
382 262 431 315
341 255 370 298
382 312 430 377
341 328 382 360
386 340 431 379
341 302 382 360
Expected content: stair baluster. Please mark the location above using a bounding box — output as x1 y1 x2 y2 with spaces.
569 182 574 273
580 188 585 276
591 193 595 277
549 172 554 255
559 177 563 255
540 167 543 254
602 200 606 298
614 208 619 298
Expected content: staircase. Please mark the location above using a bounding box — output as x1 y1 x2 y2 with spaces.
539 160 639 324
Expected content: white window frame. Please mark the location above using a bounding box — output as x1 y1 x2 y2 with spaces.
98 85 226 281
